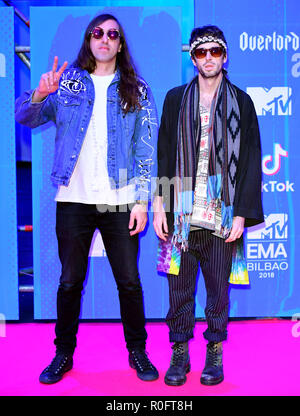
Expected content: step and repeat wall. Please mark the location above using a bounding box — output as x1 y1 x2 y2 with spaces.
1 0 299 320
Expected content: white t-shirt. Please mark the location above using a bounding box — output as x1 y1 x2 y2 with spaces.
55 72 135 205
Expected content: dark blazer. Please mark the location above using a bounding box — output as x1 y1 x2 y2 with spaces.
157 80 264 231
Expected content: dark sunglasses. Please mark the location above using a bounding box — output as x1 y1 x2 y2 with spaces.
193 46 224 59
90 27 121 41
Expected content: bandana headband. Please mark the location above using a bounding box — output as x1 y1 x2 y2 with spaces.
189 36 227 56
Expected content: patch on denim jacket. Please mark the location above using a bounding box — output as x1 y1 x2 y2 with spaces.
59 70 87 95
138 83 148 101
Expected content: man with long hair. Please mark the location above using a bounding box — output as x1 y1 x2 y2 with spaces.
16 13 158 384
153 25 263 386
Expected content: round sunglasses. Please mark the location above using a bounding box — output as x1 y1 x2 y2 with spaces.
193 46 224 59
90 27 121 41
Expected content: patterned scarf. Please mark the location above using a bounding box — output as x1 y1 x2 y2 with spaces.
157 73 249 284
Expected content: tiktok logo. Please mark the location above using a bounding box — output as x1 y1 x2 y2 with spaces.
262 143 288 176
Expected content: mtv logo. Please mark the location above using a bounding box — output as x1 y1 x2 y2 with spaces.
247 87 292 116
247 213 288 240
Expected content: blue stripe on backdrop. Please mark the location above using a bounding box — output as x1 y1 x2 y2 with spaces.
0 7 19 320
194 0 300 317
30 5 186 319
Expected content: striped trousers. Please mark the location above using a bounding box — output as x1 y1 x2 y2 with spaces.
167 229 233 343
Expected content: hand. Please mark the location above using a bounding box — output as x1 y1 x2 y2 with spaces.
225 216 245 242
128 204 148 236
33 56 68 102
153 196 169 241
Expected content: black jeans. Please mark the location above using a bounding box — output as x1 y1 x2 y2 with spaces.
54 202 147 355
167 229 233 343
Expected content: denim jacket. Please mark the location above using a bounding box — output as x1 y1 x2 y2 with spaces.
15 67 158 202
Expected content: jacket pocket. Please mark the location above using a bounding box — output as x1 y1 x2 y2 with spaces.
56 93 83 129
57 94 82 107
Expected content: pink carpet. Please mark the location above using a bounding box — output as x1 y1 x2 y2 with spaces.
0 319 299 396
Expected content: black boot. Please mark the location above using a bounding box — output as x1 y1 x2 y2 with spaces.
39 352 73 384
200 342 224 385
164 342 190 386
129 349 159 381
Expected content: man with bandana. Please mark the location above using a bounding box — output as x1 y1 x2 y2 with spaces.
153 25 263 386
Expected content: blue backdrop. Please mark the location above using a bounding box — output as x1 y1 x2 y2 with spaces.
30 5 186 319
0 7 19 320
4 0 300 320
193 0 300 317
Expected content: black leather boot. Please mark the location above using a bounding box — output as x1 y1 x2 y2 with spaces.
39 352 73 384
164 342 190 386
129 349 159 381
200 342 224 385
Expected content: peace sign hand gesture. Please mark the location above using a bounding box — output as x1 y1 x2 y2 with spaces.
33 56 68 102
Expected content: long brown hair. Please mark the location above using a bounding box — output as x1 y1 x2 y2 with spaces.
74 13 141 114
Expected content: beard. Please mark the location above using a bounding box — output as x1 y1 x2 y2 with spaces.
198 64 223 79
